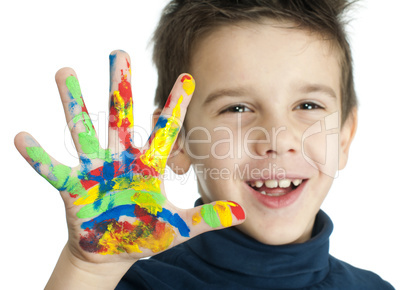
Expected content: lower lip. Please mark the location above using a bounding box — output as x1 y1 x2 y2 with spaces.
247 180 307 209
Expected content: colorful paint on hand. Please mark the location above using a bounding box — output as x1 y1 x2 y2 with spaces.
25 53 198 255
196 201 245 228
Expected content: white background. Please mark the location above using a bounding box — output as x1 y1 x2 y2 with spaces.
1 0 401 288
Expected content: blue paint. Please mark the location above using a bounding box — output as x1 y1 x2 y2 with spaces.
80 155 92 175
33 162 41 174
121 150 135 174
98 179 115 195
81 204 136 229
93 199 102 211
58 175 71 192
109 52 117 93
68 99 78 114
157 208 190 237
154 116 168 131
80 203 190 238
103 161 115 180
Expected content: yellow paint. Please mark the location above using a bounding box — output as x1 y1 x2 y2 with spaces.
98 220 175 255
213 201 235 227
182 76 195 95
112 90 134 128
192 212 202 225
140 96 183 174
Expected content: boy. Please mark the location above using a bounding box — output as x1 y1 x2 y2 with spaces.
14 0 394 289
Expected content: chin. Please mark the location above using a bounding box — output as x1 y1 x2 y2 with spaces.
237 218 312 245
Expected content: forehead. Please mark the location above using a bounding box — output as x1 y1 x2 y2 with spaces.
189 21 342 102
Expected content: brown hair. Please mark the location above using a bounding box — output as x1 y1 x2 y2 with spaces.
152 0 358 125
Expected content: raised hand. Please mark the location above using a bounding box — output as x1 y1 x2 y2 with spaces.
15 51 245 262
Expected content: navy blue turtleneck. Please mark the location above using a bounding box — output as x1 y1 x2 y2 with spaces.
116 201 393 289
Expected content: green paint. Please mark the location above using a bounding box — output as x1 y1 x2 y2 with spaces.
49 165 86 196
66 76 83 106
48 164 71 188
27 147 51 165
131 190 166 215
200 204 221 228
77 189 134 218
26 146 86 195
72 112 112 162
76 189 167 219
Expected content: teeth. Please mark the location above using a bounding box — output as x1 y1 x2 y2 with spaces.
292 179 302 186
260 191 267 195
265 180 278 188
250 179 304 189
279 179 291 188
255 181 264 188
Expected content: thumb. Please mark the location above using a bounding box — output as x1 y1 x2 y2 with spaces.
179 201 246 239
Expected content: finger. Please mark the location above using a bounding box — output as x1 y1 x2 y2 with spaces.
108 50 134 151
14 132 86 198
141 74 195 175
176 200 246 242
55 68 111 162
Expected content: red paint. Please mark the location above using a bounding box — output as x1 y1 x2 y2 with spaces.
122 221 135 232
228 201 246 220
181 75 191 82
81 179 99 190
153 221 166 239
165 94 172 108
133 156 159 177
118 73 132 106
79 228 101 253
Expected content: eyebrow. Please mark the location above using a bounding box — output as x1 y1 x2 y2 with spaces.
203 88 250 106
298 83 337 99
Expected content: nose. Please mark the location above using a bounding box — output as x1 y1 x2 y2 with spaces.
249 119 299 159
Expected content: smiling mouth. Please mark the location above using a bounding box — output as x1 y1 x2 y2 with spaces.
246 179 305 197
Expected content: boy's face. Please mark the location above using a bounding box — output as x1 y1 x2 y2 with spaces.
175 21 356 245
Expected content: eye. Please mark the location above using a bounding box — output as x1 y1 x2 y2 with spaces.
220 104 252 114
294 102 324 110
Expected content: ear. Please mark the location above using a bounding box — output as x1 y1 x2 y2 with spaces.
339 107 358 170
152 108 192 175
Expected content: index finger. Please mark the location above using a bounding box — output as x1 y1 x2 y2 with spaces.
141 74 195 176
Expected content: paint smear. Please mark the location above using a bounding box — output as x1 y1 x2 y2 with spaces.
200 201 244 228
192 212 202 225
141 97 182 175
181 75 195 96
66 75 83 106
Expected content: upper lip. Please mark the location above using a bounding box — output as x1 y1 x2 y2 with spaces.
245 174 309 182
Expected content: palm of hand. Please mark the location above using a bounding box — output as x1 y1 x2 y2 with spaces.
15 51 245 260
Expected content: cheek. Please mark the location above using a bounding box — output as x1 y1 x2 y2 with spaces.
186 126 242 162
185 129 213 160
209 128 238 159
302 129 340 178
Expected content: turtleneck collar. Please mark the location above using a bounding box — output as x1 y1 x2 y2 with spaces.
186 198 333 289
